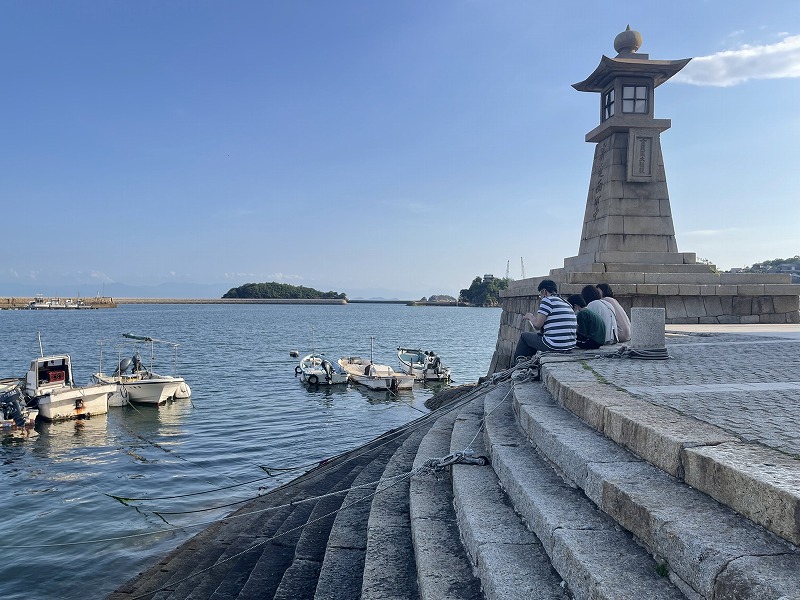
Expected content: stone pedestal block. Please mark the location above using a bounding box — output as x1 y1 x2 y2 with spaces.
630 308 665 349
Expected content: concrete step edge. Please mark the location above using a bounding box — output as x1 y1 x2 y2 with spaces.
513 379 800 599
314 438 405 600
271 461 367 599
110 482 302 599
484 381 687 600
360 424 433 600
540 360 800 547
410 399 483 600
451 389 570 600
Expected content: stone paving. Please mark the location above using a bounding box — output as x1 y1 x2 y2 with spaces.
586 331 800 457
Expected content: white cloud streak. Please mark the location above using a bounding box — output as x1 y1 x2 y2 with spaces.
675 34 800 86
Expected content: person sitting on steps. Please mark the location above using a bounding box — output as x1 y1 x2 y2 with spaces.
596 283 631 342
568 294 606 350
581 285 618 345
512 279 577 363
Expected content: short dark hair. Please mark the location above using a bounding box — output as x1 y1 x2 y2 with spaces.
596 283 614 298
567 294 586 308
537 279 558 293
581 284 601 303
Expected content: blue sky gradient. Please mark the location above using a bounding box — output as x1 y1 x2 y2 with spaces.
2 1 799 298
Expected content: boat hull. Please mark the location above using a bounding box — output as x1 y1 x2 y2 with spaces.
349 374 415 391
121 377 184 405
94 373 186 406
33 383 116 421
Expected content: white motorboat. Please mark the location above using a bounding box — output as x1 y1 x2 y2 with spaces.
339 337 414 392
296 354 349 386
93 334 191 406
397 347 452 382
23 354 116 421
337 356 415 391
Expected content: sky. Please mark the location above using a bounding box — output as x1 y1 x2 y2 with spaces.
2 1 799 299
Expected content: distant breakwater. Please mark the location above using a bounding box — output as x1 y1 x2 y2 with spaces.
1 297 470 307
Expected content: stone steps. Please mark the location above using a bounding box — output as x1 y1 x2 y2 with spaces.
450 391 569 600
540 361 800 547
313 442 399 600
507 376 800 599
108 424 416 600
410 400 484 600
110 375 800 600
360 423 432 599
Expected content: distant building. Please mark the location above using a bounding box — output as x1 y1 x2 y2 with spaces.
483 274 495 283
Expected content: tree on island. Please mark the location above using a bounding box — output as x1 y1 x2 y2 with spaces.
418 294 457 303
222 282 347 300
458 276 510 307
741 255 800 272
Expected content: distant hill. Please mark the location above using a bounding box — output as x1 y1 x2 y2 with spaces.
222 282 347 300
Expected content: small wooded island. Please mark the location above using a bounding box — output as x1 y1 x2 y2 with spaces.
223 282 347 300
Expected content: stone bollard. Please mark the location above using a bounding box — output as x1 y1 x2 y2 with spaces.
630 308 666 350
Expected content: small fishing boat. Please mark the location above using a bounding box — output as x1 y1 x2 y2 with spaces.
23 354 117 421
93 334 191 406
296 354 349 385
338 337 415 392
338 357 415 391
397 347 451 382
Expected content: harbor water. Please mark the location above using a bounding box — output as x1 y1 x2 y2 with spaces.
0 303 500 599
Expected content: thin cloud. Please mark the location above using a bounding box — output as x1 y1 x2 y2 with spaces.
223 272 303 282
675 34 800 86
683 228 737 237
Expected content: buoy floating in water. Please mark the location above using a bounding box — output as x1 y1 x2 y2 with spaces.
289 350 299 358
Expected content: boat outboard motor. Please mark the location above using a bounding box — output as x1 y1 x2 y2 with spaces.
114 356 134 376
1 388 27 427
321 360 333 381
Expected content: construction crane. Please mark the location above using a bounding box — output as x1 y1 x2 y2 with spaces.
520 257 526 280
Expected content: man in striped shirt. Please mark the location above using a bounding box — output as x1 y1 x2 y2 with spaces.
512 279 577 362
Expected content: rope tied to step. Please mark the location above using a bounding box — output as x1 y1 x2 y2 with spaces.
606 345 671 360
421 448 490 473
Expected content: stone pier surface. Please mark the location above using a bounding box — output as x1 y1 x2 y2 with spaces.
109 325 800 600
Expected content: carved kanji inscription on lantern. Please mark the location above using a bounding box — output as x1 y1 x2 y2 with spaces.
627 129 655 182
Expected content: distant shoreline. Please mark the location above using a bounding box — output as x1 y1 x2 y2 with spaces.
1 297 472 307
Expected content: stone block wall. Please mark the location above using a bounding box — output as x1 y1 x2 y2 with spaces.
488 283 800 374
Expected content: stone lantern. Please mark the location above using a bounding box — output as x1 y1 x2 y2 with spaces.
568 25 691 262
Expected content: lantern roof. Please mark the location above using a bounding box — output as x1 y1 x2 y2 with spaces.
573 26 690 92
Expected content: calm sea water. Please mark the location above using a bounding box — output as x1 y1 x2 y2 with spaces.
0 303 500 599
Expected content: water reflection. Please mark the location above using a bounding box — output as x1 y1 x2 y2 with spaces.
32 415 110 459
0 303 500 599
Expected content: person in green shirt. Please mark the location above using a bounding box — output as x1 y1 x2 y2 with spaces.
567 294 606 350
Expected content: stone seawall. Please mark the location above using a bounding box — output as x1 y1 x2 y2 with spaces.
488 280 800 373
